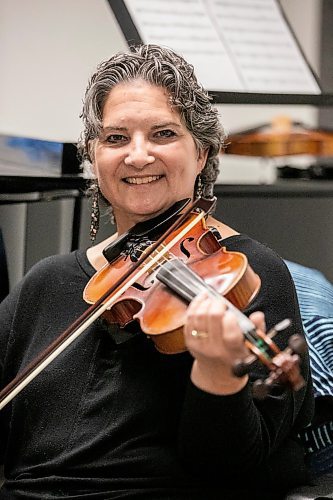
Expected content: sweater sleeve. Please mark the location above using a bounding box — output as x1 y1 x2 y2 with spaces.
177 236 314 488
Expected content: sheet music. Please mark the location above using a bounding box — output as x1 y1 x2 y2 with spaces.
123 0 321 94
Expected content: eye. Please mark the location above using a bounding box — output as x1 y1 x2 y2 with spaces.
105 134 128 144
154 129 176 139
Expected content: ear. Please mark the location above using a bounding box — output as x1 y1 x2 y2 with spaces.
196 148 209 174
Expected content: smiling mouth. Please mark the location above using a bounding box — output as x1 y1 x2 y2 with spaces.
123 175 163 185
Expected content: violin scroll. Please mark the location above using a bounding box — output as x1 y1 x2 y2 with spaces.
233 320 306 399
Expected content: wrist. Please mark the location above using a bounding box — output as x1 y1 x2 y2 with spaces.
190 359 248 395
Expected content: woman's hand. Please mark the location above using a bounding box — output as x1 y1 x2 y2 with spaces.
184 292 266 395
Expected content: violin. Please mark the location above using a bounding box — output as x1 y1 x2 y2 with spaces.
0 197 306 409
224 116 333 157
84 199 261 355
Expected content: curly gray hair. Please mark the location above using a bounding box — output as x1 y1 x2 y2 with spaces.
78 44 225 203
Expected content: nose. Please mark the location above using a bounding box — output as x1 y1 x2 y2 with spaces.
124 136 155 168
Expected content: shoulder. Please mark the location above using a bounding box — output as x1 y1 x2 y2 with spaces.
207 220 293 305
224 233 290 281
4 250 91 309
207 217 287 277
23 251 87 285
222 234 299 331
0 250 94 339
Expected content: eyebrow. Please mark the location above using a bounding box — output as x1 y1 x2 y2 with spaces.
101 126 127 133
151 122 181 130
101 122 182 133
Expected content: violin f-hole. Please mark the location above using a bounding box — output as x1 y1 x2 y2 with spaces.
179 237 195 259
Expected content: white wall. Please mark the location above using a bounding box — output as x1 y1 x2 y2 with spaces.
0 0 127 142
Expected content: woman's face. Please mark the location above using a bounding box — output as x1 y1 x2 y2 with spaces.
92 80 208 233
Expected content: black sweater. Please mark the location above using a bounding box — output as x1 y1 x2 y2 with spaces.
0 235 314 499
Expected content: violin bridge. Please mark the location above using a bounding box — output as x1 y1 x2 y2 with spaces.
142 246 173 274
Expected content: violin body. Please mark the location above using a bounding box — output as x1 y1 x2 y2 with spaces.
225 130 333 157
84 214 261 354
224 118 333 157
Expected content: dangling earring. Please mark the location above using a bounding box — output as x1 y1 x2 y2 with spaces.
108 206 115 226
195 174 203 198
90 182 100 244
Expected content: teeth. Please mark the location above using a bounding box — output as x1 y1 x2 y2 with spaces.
125 175 162 185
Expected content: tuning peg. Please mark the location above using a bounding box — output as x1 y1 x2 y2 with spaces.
288 334 307 355
267 318 291 339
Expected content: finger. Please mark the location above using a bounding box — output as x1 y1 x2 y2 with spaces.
185 293 211 336
206 298 228 340
187 290 209 310
188 295 227 331
249 311 266 333
220 310 251 360
223 310 245 344
186 291 212 323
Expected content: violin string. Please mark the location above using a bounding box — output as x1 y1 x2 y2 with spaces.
155 258 260 346
101 210 207 313
135 241 301 388
142 242 261 345
134 227 265 349
144 246 213 302
142 243 179 280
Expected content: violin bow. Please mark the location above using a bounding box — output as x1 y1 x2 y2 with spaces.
0 197 215 410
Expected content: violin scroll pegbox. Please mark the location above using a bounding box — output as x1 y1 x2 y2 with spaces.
232 319 307 400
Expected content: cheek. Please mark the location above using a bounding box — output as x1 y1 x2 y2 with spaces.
98 172 117 194
93 151 117 180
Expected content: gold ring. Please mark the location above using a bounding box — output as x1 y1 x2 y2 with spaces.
191 329 208 339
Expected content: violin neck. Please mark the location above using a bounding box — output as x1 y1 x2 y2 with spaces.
156 258 256 338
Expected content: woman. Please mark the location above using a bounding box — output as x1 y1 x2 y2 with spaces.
0 44 313 499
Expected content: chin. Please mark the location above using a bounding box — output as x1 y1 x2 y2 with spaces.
133 198 170 215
